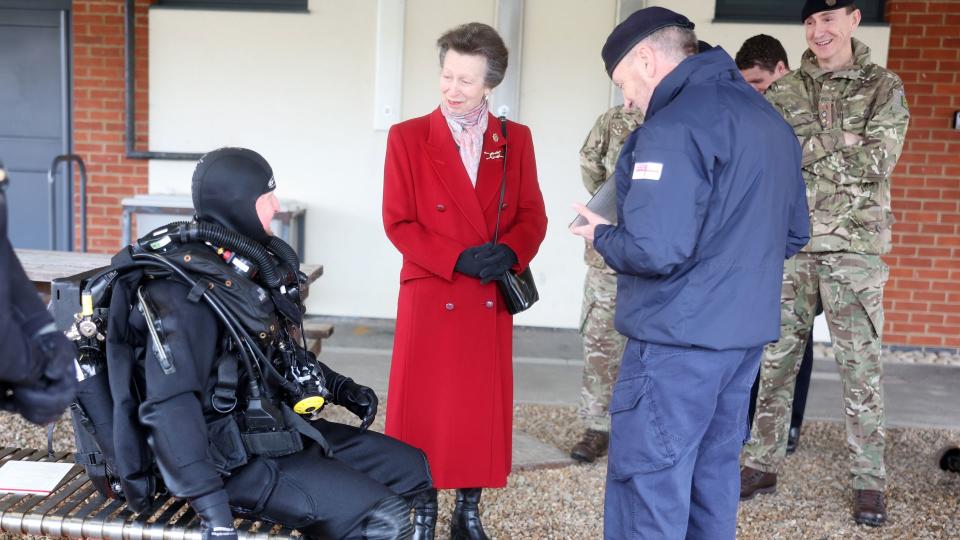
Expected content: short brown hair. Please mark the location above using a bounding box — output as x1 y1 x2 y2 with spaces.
437 23 509 89
736 34 790 72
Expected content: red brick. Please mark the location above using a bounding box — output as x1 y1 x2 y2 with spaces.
934 83 960 94
908 164 943 175
905 188 942 199
918 246 955 257
916 269 952 280
907 35 944 48
928 325 960 336
936 236 960 246
925 27 960 40
892 323 927 333
930 301 960 314
922 201 959 212
897 152 928 164
919 72 956 84
913 291 948 302
888 2 929 13
909 141 947 152
911 118 951 130
928 2 960 13
906 334 944 346
903 212 941 226
911 313 945 324
922 225 957 236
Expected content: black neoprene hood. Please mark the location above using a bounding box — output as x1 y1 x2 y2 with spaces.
192 147 276 244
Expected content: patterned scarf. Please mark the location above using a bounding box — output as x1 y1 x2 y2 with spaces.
440 99 489 186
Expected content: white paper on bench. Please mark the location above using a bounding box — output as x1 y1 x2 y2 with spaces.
0 460 74 495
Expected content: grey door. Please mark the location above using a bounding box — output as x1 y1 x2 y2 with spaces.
0 0 71 249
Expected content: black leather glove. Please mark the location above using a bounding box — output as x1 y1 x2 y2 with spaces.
454 243 495 278
192 491 238 540
335 378 379 430
9 330 78 425
477 244 518 284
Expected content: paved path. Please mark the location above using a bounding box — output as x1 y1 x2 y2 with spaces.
318 317 960 431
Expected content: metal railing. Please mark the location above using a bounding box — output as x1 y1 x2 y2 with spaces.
47 154 88 252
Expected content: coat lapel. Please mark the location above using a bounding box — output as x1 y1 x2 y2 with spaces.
475 113 509 214
422 108 489 241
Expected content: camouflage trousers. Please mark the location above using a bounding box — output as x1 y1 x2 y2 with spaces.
743 252 889 491
577 265 626 432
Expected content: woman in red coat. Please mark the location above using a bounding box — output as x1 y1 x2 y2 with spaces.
382 22 547 540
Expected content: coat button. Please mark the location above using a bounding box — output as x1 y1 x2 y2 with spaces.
436 204 446 212
485 300 494 308
445 303 455 311
500 202 508 209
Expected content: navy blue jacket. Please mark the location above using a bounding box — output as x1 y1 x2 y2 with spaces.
594 47 809 350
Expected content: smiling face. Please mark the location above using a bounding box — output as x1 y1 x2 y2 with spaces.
805 7 861 70
440 49 490 114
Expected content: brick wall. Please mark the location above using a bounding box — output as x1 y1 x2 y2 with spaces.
72 0 150 252
884 0 960 349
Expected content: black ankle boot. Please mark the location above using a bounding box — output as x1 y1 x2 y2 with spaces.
450 488 489 540
412 489 437 540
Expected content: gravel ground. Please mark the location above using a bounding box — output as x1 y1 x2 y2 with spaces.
3 403 958 539
814 343 960 367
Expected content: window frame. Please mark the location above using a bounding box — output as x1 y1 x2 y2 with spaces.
713 0 887 25
152 0 308 13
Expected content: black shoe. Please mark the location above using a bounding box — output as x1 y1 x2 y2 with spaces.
786 427 800 455
412 489 437 540
450 488 489 540
570 429 609 463
937 445 960 473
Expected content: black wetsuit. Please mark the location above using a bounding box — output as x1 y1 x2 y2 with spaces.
118 255 430 540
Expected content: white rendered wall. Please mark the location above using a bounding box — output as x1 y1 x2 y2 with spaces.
148 0 890 336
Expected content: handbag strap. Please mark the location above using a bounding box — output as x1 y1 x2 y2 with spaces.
493 116 508 244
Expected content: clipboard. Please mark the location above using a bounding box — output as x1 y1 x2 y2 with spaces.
570 174 618 228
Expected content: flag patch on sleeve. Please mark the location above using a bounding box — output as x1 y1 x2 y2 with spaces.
632 162 663 181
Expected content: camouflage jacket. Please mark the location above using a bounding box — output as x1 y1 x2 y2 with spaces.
765 38 909 255
579 105 644 268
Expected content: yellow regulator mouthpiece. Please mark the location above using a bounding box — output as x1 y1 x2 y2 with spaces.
81 293 94 317
294 396 325 415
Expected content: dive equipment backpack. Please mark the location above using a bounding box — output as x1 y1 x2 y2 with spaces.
52 221 333 512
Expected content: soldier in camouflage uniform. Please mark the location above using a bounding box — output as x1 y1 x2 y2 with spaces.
569 105 643 463
740 0 909 528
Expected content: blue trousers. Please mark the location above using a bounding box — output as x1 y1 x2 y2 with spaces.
604 340 762 540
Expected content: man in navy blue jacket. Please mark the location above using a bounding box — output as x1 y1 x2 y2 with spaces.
571 7 809 539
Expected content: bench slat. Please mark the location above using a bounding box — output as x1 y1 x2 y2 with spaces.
0 446 298 540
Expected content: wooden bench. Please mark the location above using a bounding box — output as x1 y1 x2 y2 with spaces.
0 447 295 540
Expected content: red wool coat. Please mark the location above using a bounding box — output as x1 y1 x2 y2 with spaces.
382 108 547 488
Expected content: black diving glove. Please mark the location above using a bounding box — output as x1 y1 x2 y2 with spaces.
318 362 379 430
8 329 78 425
337 378 379 431
454 243 495 278
477 244 518 284
192 491 238 540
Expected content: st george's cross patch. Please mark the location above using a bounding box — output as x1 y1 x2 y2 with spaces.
632 162 663 181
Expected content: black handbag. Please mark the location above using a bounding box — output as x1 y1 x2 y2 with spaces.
493 116 539 315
